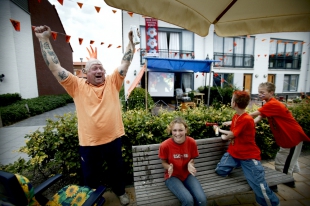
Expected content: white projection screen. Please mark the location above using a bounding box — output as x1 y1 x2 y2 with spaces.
148 72 175 97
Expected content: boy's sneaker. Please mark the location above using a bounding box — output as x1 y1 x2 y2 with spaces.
119 193 130 205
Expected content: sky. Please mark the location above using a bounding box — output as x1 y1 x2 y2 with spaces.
48 0 123 74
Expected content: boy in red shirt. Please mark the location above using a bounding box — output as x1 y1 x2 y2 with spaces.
250 82 309 191
214 91 279 206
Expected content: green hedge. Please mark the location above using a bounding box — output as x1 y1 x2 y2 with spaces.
0 93 22 107
0 94 73 126
1 97 309 188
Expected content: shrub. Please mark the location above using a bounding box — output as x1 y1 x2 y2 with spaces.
197 86 237 107
2 100 308 187
0 93 22 107
0 94 73 126
126 87 154 110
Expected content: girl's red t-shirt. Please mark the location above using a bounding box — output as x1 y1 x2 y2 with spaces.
159 137 199 181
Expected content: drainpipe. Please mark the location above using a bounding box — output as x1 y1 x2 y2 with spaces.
304 34 310 94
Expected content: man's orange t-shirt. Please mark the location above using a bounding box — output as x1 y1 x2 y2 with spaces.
258 98 309 148
60 69 125 146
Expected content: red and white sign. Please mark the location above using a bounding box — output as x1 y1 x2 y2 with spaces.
145 18 159 56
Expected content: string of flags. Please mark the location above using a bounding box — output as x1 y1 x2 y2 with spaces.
9 19 123 48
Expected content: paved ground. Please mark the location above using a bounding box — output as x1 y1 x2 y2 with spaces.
0 103 309 206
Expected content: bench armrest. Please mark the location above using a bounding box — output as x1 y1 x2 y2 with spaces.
83 185 106 206
34 174 63 195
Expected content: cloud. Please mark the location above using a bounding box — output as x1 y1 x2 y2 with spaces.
48 0 123 74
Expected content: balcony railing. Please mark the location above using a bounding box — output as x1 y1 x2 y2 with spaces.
268 54 301 69
214 52 254 68
140 49 194 65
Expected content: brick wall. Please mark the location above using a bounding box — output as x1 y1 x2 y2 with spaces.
29 0 74 96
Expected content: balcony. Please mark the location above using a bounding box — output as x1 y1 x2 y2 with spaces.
140 49 194 65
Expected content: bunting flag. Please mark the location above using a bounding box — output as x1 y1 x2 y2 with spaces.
186 53 189 57
107 44 112 48
58 0 64 5
270 39 274 43
262 39 266 41
101 42 104 45
79 38 83 45
128 12 133 17
294 52 298 55
180 54 183 58
117 45 121 48
174 52 177 56
126 80 130 84
233 42 237 47
112 10 117 13
77 2 83 8
264 54 267 57
51 31 58 40
202 72 204 76
229 49 232 52
196 74 198 78
277 40 282 44
65 35 71 43
95 6 101 13
219 57 223 61
303 52 306 54
258 54 260 57
286 53 289 56
10 19 20 31
90 40 95 44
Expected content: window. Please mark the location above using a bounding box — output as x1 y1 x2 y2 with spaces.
213 34 255 68
213 73 234 88
269 39 302 69
140 27 194 64
283 74 299 92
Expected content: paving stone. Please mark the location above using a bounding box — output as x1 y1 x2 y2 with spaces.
279 199 304 206
262 162 275 169
277 184 304 200
235 192 256 204
299 198 310 206
293 182 310 198
214 195 240 206
293 173 309 182
298 157 310 165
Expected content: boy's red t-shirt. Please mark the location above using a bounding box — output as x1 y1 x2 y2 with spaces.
228 113 261 160
158 137 199 181
258 98 309 148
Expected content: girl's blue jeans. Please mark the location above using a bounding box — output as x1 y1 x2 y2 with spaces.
165 174 207 206
215 152 279 206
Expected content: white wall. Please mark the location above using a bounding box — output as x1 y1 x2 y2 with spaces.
0 1 38 98
122 11 310 97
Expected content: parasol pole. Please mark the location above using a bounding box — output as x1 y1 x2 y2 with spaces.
145 60 148 110
207 62 213 107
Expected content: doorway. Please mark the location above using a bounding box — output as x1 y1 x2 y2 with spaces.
243 74 252 93
267 74 275 84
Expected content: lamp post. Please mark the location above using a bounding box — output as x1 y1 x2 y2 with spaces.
80 58 83 71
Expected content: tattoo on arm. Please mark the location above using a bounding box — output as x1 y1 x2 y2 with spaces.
40 42 49 66
58 71 68 80
122 49 133 62
47 51 59 64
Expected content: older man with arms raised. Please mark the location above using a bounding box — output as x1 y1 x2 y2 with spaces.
34 25 136 205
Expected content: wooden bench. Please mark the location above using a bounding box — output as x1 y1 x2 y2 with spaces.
132 137 294 206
